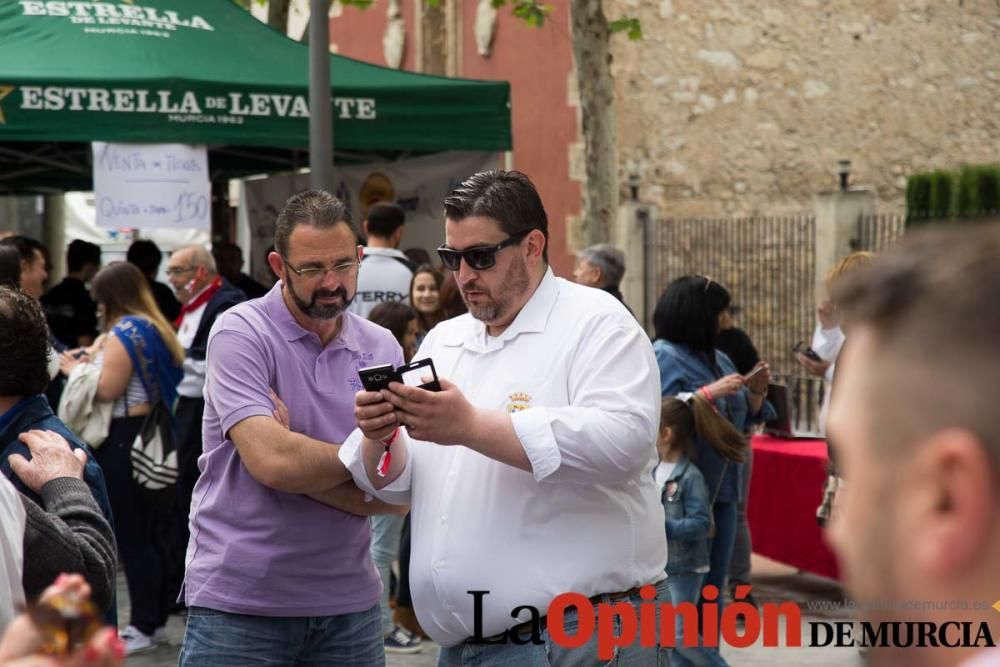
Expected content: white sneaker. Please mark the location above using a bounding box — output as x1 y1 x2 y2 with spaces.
120 625 154 654
153 626 168 644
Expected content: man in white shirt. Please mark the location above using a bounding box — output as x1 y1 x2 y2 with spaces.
341 171 667 665
349 202 415 319
164 245 245 604
827 226 1000 667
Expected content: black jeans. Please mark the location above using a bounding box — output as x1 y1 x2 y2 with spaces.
166 395 205 605
96 416 175 635
396 514 413 608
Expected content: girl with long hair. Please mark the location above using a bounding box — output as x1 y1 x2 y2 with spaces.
657 393 746 666
60 261 183 654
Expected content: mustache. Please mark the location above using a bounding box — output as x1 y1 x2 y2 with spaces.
311 287 347 302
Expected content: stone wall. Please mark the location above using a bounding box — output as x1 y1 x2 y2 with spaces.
609 0 1000 218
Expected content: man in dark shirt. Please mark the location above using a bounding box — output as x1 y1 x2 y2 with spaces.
212 242 269 299
42 240 101 349
126 239 180 322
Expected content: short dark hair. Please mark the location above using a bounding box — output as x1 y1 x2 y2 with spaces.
653 275 732 357
126 239 163 276
0 245 21 288
579 244 626 288
443 171 549 262
67 239 102 273
366 202 405 239
275 190 354 258
0 235 47 268
834 223 1000 468
0 286 51 396
368 301 416 348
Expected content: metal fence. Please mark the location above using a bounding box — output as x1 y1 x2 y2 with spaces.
646 212 908 432
854 213 906 253
647 215 816 377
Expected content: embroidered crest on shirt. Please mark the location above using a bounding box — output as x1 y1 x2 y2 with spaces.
506 392 532 413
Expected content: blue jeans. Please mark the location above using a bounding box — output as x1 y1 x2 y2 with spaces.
179 604 384 667
728 447 753 586
370 513 405 635
665 573 726 667
695 502 737 666
438 580 671 666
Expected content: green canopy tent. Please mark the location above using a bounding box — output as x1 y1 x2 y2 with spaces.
0 0 512 192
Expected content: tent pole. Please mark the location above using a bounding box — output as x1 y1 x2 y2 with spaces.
308 0 333 192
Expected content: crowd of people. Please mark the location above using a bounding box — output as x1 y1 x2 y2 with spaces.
0 172 998 667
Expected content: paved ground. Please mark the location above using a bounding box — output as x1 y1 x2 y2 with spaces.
122 556 862 666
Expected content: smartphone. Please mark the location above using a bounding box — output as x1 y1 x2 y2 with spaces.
358 364 401 392
793 342 823 363
744 364 765 381
358 359 442 393
397 358 441 392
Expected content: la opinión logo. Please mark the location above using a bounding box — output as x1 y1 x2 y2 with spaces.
467 587 997 659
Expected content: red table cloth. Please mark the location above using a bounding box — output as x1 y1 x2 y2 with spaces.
746 434 840 580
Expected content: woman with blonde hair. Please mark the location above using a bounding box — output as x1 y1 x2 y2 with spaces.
60 261 183 654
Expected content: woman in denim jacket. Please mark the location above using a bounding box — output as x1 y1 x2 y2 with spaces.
658 393 748 666
652 277 776 622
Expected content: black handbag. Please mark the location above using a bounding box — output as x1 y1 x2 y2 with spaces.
130 399 179 494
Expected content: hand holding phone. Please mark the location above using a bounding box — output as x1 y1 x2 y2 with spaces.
793 341 823 363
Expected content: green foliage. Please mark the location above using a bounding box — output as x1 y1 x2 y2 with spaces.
927 170 954 217
236 0 641 38
906 165 1000 226
609 17 642 40
906 173 932 223
956 165 1000 215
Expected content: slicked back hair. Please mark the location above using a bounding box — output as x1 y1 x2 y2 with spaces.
443 171 549 263
275 190 355 258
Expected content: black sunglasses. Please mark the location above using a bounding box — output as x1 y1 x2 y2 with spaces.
436 231 529 271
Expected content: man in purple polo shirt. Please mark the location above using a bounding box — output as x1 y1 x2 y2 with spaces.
180 190 403 666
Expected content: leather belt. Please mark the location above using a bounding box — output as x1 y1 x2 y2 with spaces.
466 586 645 644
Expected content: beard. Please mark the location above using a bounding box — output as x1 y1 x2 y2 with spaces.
461 255 530 324
286 274 353 320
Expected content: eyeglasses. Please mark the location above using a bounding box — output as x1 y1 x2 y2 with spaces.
696 274 714 292
436 232 528 272
281 256 360 281
165 266 196 277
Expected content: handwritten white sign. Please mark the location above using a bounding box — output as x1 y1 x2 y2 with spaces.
92 142 210 230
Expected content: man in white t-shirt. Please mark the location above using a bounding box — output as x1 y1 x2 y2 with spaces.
349 203 415 319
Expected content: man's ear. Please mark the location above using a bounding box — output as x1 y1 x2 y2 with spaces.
357 245 365 262
908 429 996 578
392 226 405 248
267 251 285 282
525 229 546 264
